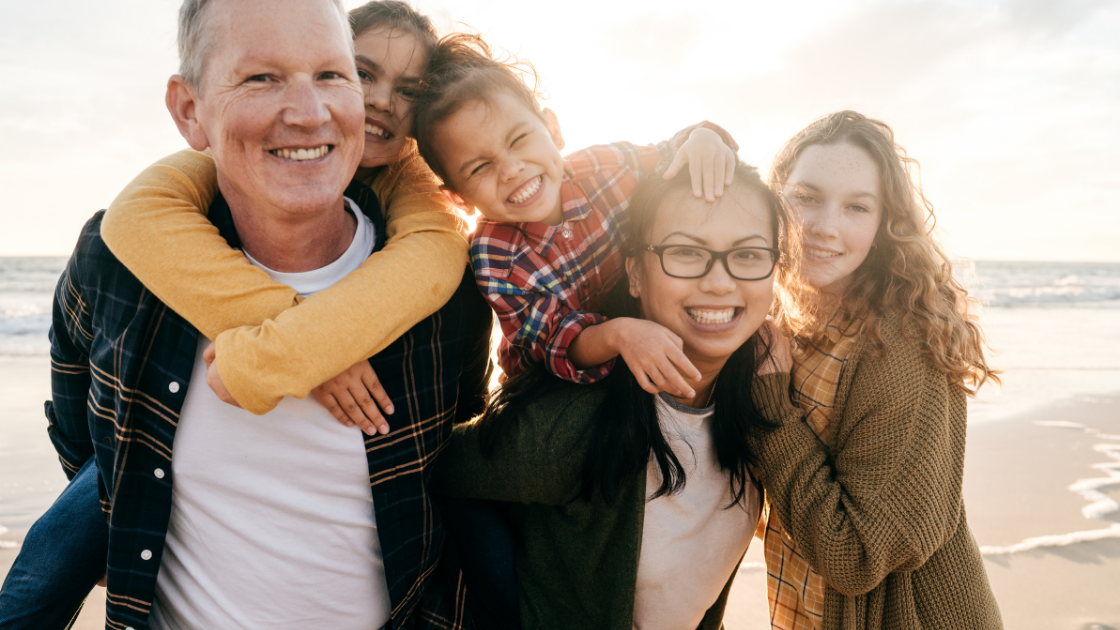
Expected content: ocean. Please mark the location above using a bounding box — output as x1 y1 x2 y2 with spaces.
3 257 1118 358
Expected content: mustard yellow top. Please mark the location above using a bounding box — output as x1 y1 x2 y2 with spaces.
99 144 469 415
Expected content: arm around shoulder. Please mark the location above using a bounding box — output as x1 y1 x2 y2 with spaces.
100 149 302 339
750 319 967 596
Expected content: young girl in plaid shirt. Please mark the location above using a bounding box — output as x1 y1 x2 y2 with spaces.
413 33 740 396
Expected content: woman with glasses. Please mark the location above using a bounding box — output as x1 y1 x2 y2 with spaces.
432 161 808 630
751 111 1003 629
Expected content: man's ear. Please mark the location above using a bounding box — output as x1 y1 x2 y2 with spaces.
439 186 474 214
166 75 210 151
543 108 564 151
626 257 641 298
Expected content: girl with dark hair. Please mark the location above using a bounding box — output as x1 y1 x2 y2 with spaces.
752 111 1003 629
434 162 805 630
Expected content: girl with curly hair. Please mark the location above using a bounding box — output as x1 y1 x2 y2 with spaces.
754 110 1003 630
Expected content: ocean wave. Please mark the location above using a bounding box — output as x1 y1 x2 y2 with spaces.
978 524 1120 556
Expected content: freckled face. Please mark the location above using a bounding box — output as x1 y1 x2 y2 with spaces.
783 143 883 295
627 187 777 373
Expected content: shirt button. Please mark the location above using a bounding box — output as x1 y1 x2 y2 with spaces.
168 381 180 394
154 468 165 479
561 229 572 239
141 549 153 560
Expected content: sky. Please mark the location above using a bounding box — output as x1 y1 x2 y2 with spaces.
1 0 1117 260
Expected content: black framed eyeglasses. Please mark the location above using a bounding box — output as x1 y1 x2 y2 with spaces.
644 244 780 281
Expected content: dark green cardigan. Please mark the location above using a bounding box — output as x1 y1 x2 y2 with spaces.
433 384 764 630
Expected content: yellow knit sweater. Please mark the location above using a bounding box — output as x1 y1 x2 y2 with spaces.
99 145 469 414
749 312 1003 630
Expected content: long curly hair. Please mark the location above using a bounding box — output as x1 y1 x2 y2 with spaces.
769 111 998 394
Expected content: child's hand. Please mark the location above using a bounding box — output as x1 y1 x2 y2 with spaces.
662 127 737 202
613 319 702 397
311 360 395 436
203 342 242 408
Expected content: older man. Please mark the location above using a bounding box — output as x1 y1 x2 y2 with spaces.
26 0 489 628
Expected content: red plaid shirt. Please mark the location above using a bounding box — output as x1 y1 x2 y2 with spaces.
470 123 737 383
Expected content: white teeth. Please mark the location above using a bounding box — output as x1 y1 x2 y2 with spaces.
687 308 737 325
270 145 331 161
365 123 389 138
807 247 841 258
508 175 542 204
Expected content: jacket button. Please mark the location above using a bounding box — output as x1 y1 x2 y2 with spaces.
168 381 180 393
141 549 153 560
154 468 165 479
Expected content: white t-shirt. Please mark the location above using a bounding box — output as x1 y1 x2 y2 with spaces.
150 201 391 630
632 394 761 630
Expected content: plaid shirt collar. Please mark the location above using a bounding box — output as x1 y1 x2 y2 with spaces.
503 166 597 256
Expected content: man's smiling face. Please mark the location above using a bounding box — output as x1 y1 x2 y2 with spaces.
190 0 365 222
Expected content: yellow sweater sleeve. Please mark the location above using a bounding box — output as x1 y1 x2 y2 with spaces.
100 145 469 415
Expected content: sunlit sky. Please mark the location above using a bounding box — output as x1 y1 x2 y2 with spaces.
1 0 1118 260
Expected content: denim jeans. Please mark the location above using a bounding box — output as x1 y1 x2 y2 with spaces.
0 457 108 630
435 497 520 630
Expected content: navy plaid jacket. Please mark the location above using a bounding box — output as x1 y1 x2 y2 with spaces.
47 180 492 630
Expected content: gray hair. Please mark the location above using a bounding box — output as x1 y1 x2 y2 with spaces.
177 0 353 90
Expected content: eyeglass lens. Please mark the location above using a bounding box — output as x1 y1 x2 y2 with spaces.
660 246 776 280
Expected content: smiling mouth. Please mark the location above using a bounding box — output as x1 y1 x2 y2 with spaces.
686 307 741 325
806 247 841 258
365 122 392 139
270 145 333 161
507 175 542 204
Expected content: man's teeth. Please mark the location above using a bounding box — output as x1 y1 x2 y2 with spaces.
507 175 542 204
271 145 331 161
687 308 736 325
807 247 841 258
365 123 389 139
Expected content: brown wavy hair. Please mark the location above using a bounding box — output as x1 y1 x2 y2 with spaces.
769 111 998 394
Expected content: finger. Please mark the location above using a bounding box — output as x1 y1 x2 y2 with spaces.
689 154 703 198
202 342 216 367
702 155 716 202
713 153 726 198
659 359 696 399
627 362 662 395
312 388 354 427
350 384 389 436
646 364 682 396
637 370 663 395
724 149 736 186
663 150 685 180
665 343 702 382
335 389 378 436
360 369 395 417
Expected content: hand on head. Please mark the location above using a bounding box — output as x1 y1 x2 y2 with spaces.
662 127 738 202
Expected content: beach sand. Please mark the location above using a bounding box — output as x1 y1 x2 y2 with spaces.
3 355 1119 629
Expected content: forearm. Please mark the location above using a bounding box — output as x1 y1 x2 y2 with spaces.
101 149 301 339
217 229 468 414
566 319 623 369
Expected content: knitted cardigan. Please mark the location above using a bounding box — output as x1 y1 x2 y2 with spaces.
749 312 1003 629
434 386 757 630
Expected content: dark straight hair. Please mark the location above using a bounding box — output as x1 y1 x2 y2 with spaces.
480 162 791 506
